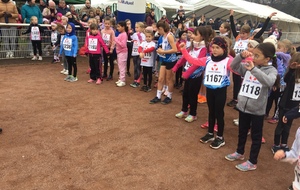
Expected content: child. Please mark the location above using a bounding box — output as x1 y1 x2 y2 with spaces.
55 13 63 24
22 16 44 61
59 23 78 82
130 22 146 88
225 42 278 171
219 22 231 38
272 51 300 154
172 26 208 123
150 20 178 105
138 30 156 92
174 30 187 89
125 19 134 77
115 21 128 87
54 24 67 74
101 16 115 80
50 22 61 63
85 23 110 84
181 37 232 149
274 103 300 190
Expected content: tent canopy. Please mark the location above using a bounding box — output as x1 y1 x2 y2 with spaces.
189 0 300 31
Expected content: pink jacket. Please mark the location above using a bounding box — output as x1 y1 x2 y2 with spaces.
85 33 109 55
115 32 128 54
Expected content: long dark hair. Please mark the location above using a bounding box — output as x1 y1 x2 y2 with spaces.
190 26 209 51
117 21 128 33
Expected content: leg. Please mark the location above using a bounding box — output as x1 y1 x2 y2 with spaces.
237 111 251 155
109 52 115 76
249 114 264 164
188 77 202 116
127 42 133 73
274 109 286 145
73 57 77 77
66 56 73 75
103 50 108 77
215 87 227 137
181 79 190 113
37 41 42 56
89 56 97 80
206 88 216 134
32 41 37 56
232 73 242 100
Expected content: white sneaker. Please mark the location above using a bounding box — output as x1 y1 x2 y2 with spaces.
31 56 37 60
63 70 69 75
38 56 43 61
9 51 14 58
115 80 121 84
116 81 126 87
60 69 66 74
6 52 10 58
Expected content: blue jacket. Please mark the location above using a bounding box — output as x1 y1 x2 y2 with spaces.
21 4 43 24
59 23 78 57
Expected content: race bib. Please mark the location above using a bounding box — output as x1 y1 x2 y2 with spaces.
204 61 226 86
132 41 139 53
63 38 72 51
88 38 98 51
144 52 151 59
233 39 248 54
292 83 300 101
239 71 262 99
31 26 40 40
102 33 110 46
51 32 57 44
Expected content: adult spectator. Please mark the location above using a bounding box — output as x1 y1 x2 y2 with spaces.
95 8 104 23
159 15 169 24
189 13 198 27
173 9 185 28
0 0 19 58
79 0 95 18
146 10 155 26
207 18 215 28
38 0 47 13
69 4 79 21
21 0 43 24
56 0 69 15
197 14 206 26
104 6 115 19
42 0 57 23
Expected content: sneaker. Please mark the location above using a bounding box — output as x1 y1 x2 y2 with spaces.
261 137 266 144
233 119 239 126
140 85 147 91
235 161 257 172
210 137 225 149
9 51 14 58
6 52 10 58
115 80 121 84
200 133 215 143
175 111 188 118
96 78 101 85
55 58 60 63
31 56 37 60
281 145 290 152
130 82 138 88
51 59 56 64
69 77 78 82
214 124 218 132
185 115 197 122
116 81 126 87
127 71 131 77
161 97 172 105
38 56 43 61
268 118 278 124
145 86 152 92
107 75 113 81
60 69 66 74
64 75 72 81
102 74 107 79
233 118 239 123
271 145 281 154
149 97 161 104
227 99 238 107
225 152 245 161
63 70 69 75
86 68 91 74
200 121 209 129
88 79 95 83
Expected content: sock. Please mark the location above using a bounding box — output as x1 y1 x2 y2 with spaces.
157 90 162 99
208 133 213 136
167 92 173 99
281 144 287 147
217 136 223 140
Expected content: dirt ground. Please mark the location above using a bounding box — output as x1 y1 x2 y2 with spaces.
0 57 298 190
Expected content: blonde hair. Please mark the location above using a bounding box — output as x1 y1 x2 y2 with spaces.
30 16 38 24
288 52 300 81
135 22 145 29
280 39 293 53
240 24 251 34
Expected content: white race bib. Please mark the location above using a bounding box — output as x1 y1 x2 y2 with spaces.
144 52 151 59
239 71 262 99
102 33 110 46
204 59 227 86
233 39 248 54
88 38 98 51
132 40 139 54
31 26 40 40
292 83 300 101
51 32 57 44
63 38 72 51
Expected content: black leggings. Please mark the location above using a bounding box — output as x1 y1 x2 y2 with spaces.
175 66 183 85
143 66 153 87
127 42 133 72
133 56 141 81
232 73 242 100
265 88 280 117
66 56 77 77
206 86 227 137
89 54 102 80
103 50 114 76
32 40 42 56
182 77 202 116
274 109 294 146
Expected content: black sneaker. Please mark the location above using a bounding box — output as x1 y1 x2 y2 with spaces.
145 86 152 92
281 146 290 152
210 137 225 149
271 145 281 154
102 74 108 79
51 59 56 64
140 85 147 91
150 97 161 104
161 97 172 105
227 99 238 107
107 75 113 81
288 184 293 190
127 71 131 77
200 133 215 143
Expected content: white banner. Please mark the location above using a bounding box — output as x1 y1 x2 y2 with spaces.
117 0 146 13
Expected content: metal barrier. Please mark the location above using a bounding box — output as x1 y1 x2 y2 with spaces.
0 23 86 60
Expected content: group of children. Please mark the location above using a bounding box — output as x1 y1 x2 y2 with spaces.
22 11 300 181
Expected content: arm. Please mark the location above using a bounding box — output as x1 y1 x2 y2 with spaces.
54 34 61 47
181 49 207 67
143 46 155 53
72 37 78 57
11 4 18 19
22 25 31 34
110 30 115 51
229 10 238 38
115 33 127 49
284 105 300 121
172 57 187 72
230 53 247 75
276 52 291 67
251 67 277 87
182 48 208 78
39 25 44 33
59 38 64 55
254 12 276 39
284 128 300 162
21 7 27 23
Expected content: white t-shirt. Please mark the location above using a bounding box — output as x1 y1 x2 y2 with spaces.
140 41 156 67
131 32 145 56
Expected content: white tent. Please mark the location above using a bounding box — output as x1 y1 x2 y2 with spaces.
189 0 300 32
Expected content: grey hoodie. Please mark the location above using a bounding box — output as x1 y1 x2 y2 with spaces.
231 54 278 115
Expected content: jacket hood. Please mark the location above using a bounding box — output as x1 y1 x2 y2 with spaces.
66 22 76 36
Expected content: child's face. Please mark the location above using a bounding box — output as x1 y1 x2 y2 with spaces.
240 32 250 40
277 43 286 53
57 15 61 20
252 48 269 65
145 33 153 42
211 44 224 57
247 44 255 53
89 12 95 18
32 18 38 24
104 20 111 28
62 18 68 25
66 25 72 33
180 32 187 41
91 29 98 35
152 24 157 31
51 25 57 31
117 24 124 32
219 24 227 34
126 21 131 29
187 30 193 39
192 31 201 42
135 25 141 33
58 28 65 34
